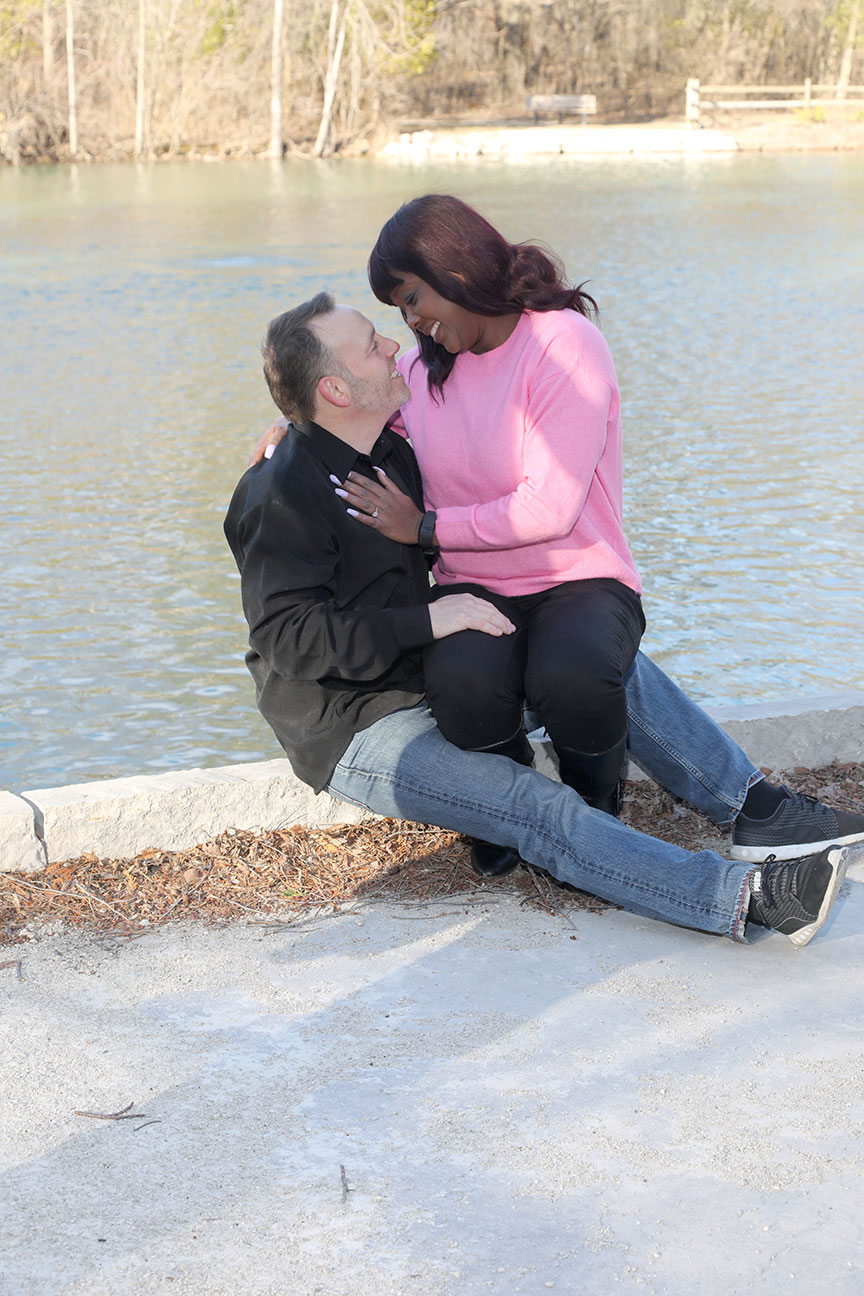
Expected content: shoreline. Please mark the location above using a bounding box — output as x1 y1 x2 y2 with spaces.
3 754 863 944
4 112 864 168
3 692 863 874
375 110 864 161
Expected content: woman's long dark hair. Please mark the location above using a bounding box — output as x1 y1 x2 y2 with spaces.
367 193 598 397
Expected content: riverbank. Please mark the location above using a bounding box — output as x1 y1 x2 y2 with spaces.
707 107 864 151
375 109 864 160
5 108 864 166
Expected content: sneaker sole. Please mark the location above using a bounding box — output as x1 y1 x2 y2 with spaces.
731 829 864 863
785 846 849 948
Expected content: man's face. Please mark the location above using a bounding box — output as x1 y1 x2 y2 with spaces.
313 306 410 417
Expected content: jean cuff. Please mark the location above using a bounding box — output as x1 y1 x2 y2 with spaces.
731 866 759 942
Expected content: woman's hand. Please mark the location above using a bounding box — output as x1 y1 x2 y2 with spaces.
332 467 424 545
249 417 289 466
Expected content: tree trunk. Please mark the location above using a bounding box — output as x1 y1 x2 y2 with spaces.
837 0 860 94
65 0 77 157
268 0 285 157
313 0 349 158
134 0 147 158
43 0 53 88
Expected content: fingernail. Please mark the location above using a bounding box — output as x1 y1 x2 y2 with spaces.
264 444 275 459
329 474 342 484
334 488 348 498
373 465 387 475
347 508 359 517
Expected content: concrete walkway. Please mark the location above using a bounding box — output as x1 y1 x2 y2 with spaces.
2 694 864 1293
2 868 864 1296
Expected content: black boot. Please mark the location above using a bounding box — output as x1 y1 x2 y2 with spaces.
469 838 523 878
468 730 534 878
555 735 628 818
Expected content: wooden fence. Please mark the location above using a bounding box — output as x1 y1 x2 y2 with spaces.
686 78 864 125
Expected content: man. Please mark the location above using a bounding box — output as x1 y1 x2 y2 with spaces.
225 292 862 945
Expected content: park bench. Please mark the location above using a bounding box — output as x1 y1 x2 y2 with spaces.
526 94 597 124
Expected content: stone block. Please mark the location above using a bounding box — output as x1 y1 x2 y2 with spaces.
17 694 864 868
533 694 864 786
0 790 46 874
710 693 864 772
24 759 376 865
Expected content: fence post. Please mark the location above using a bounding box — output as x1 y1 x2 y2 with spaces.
686 78 700 127
804 77 812 107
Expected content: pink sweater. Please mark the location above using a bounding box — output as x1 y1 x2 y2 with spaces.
392 309 642 598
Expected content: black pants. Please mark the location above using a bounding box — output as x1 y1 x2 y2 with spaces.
424 578 645 772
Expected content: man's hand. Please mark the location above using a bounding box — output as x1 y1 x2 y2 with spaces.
333 468 424 545
428 595 516 640
249 417 289 466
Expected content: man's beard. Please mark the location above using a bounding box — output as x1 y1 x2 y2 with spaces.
348 371 409 415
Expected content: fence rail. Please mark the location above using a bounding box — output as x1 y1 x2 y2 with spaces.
685 78 864 125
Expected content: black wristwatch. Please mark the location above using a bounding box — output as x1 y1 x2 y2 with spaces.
417 509 438 555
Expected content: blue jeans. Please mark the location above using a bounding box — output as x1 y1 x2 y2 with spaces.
327 652 759 941
624 650 762 826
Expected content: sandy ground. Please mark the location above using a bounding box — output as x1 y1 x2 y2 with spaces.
3 845 864 1296
384 108 864 153
689 109 864 152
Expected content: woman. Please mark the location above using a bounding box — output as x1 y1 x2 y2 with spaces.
338 195 645 829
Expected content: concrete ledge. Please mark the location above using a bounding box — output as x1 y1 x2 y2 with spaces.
622 693 864 783
706 694 864 772
3 694 862 872
18 760 374 868
379 125 738 161
0 790 47 873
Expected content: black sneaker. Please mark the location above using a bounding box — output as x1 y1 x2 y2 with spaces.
747 846 849 947
732 788 864 862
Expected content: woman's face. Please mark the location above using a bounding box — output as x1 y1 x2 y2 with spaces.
389 273 493 355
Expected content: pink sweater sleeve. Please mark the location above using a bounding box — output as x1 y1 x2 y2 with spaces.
434 364 615 552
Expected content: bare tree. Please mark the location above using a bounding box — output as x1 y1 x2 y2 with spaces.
837 0 861 91
313 0 349 157
134 0 147 157
268 0 286 157
42 0 53 88
2 0 862 164
64 0 77 156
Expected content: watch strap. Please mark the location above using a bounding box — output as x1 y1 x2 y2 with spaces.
417 509 438 554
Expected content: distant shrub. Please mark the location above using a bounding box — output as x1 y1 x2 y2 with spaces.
794 105 827 123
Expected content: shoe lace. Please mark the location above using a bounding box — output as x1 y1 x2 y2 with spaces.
753 853 798 907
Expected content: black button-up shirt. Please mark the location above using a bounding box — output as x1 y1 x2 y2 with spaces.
224 420 433 791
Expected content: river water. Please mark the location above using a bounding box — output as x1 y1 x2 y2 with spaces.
1 153 863 790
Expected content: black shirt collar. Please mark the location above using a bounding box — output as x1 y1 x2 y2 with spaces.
296 419 393 480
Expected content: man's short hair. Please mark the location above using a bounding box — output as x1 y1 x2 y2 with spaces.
261 292 345 423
